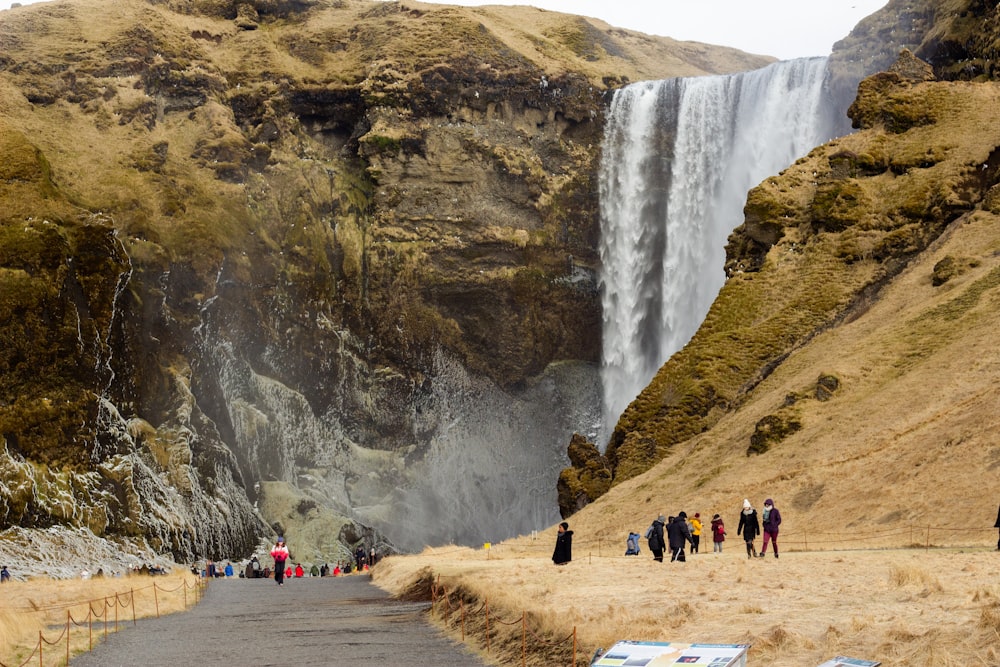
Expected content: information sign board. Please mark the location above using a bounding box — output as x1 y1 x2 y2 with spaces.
593 641 750 666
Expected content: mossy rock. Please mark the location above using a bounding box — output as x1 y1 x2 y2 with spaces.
811 180 869 233
816 374 841 401
931 254 980 286
747 411 802 456
556 433 611 518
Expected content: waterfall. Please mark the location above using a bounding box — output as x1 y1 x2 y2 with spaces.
599 57 837 441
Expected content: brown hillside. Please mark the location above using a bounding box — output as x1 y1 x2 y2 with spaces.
374 68 1000 667
559 51 1000 519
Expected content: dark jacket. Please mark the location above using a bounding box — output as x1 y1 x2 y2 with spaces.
552 530 573 564
738 509 760 541
995 504 1000 528
762 505 782 534
711 518 725 543
667 516 692 551
646 518 666 552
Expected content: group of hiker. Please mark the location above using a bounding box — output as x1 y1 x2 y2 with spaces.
625 498 782 562
267 537 379 586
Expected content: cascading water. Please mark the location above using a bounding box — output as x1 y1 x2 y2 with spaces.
599 57 839 442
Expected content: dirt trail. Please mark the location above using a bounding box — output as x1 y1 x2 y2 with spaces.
72 574 487 666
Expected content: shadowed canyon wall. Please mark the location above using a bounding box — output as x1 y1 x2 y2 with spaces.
0 0 772 560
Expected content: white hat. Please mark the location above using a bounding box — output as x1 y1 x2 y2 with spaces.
743 499 751 509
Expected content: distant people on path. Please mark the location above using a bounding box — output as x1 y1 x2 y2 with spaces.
294 563 305 578
667 512 693 562
690 513 703 554
320 563 329 577
355 546 366 572
738 499 760 559
370 546 378 566
625 531 641 556
711 514 726 553
224 561 234 577
759 498 782 559
995 503 1000 551
271 537 289 586
646 515 666 562
0 565 9 583
552 521 573 565
251 556 261 578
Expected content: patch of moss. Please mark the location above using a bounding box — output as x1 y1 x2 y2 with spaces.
747 411 802 456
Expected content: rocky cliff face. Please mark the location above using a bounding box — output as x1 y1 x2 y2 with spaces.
559 0 1000 515
0 0 770 561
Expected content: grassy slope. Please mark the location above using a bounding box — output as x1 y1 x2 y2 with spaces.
373 202 1000 664
374 77 1000 666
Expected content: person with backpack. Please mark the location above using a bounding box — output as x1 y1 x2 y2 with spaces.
737 499 760 559
625 532 640 556
759 498 782 558
689 513 703 555
667 512 693 562
645 515 666 562
711 514 726 553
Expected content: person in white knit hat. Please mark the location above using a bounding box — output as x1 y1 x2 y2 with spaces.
737 499 760 559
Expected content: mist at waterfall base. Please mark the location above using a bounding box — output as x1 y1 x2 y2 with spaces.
598 57 844 442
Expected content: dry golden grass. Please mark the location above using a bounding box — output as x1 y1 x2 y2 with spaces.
374 196 1000 667
0 571 202 666
374 545 1000 667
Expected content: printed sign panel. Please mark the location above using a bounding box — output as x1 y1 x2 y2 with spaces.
816 658 880 667
593 641 750 666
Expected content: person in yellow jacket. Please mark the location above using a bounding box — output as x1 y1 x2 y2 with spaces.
690 513 703 554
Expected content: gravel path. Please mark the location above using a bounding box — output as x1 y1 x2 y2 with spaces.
72 575 487 666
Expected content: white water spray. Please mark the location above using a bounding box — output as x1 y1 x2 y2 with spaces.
599 58 836 441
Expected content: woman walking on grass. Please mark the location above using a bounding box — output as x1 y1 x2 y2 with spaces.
737 499 759 559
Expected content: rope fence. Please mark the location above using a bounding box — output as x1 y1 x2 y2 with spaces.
431 576 578 667
0 577 206 667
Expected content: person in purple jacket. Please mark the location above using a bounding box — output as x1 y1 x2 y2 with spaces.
759 498 782 559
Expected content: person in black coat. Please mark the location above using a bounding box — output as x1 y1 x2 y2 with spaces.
646 515 666 562
552 521 573 564
737 499 760 559
994 504 1000 551
667 512 693 562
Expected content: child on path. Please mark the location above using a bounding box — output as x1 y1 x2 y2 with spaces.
711 514 725 553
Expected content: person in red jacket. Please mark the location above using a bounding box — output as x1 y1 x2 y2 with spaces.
711 514 726 554
294 563 304 578
270 537 289 586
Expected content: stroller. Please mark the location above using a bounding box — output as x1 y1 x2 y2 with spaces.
625 532 641 556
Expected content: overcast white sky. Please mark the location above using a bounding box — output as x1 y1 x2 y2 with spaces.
1 0 889 60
